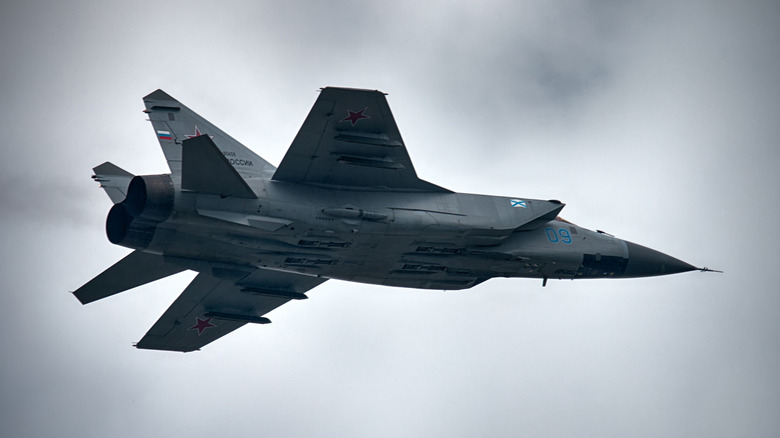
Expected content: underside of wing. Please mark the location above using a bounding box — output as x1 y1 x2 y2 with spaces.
135 268 327 352
273 87 451 192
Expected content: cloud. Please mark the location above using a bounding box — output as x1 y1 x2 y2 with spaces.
1 1 779 437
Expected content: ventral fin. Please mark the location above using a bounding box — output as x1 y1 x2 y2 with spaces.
181 135 258 198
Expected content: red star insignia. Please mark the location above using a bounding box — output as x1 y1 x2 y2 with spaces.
184 125 213 139
189 317 216 336
340 108 370 126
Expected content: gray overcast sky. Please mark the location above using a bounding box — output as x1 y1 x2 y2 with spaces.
1 1 779 437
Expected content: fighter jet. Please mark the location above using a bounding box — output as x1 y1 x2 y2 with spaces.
73 87 712 352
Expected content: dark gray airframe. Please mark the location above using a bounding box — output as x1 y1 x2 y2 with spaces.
73 87 708 352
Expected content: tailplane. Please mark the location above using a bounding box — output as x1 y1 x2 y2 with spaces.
143 90 276 180
73 250 185 304
92 162 134 204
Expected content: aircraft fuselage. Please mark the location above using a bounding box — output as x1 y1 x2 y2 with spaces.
109 174 694 291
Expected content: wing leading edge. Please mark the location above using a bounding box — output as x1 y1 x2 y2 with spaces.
273 87 451 192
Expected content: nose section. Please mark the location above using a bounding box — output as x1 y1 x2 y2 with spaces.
623 241 697 277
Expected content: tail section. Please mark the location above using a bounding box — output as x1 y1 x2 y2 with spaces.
143 90 276 180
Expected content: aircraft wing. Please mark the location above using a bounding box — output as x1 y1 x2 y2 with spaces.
273 87 451 192
135 268 327 352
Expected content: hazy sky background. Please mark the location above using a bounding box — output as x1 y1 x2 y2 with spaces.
1 1 778 436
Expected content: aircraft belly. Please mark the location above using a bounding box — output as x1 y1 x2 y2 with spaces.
155 197 634 288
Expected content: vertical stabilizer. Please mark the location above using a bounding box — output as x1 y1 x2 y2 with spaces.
142 90 276 180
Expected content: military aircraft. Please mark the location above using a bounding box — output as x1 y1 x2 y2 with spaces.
73 87 713 352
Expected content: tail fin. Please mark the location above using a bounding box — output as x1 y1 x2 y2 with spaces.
142 90 276 179
181 135 258 198
92 162 134 204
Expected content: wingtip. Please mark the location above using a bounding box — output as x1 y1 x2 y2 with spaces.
92 161 134 178
70 290 90 305
143 89 177 101
320 86 387 95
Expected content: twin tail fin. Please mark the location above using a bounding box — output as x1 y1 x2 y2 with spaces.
143 89 276 180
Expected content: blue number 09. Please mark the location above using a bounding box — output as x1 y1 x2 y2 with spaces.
546 228 572 244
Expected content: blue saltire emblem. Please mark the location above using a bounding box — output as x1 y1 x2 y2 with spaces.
510 199 526 208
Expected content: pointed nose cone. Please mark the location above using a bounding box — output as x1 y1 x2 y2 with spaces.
623 241 697 278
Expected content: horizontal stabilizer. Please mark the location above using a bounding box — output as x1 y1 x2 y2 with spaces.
181 135 258 198
73 251 186 304
92 162 134 204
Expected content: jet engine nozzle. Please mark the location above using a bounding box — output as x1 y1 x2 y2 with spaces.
105 174 174 249
106 203 155 248
124 174 174 222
